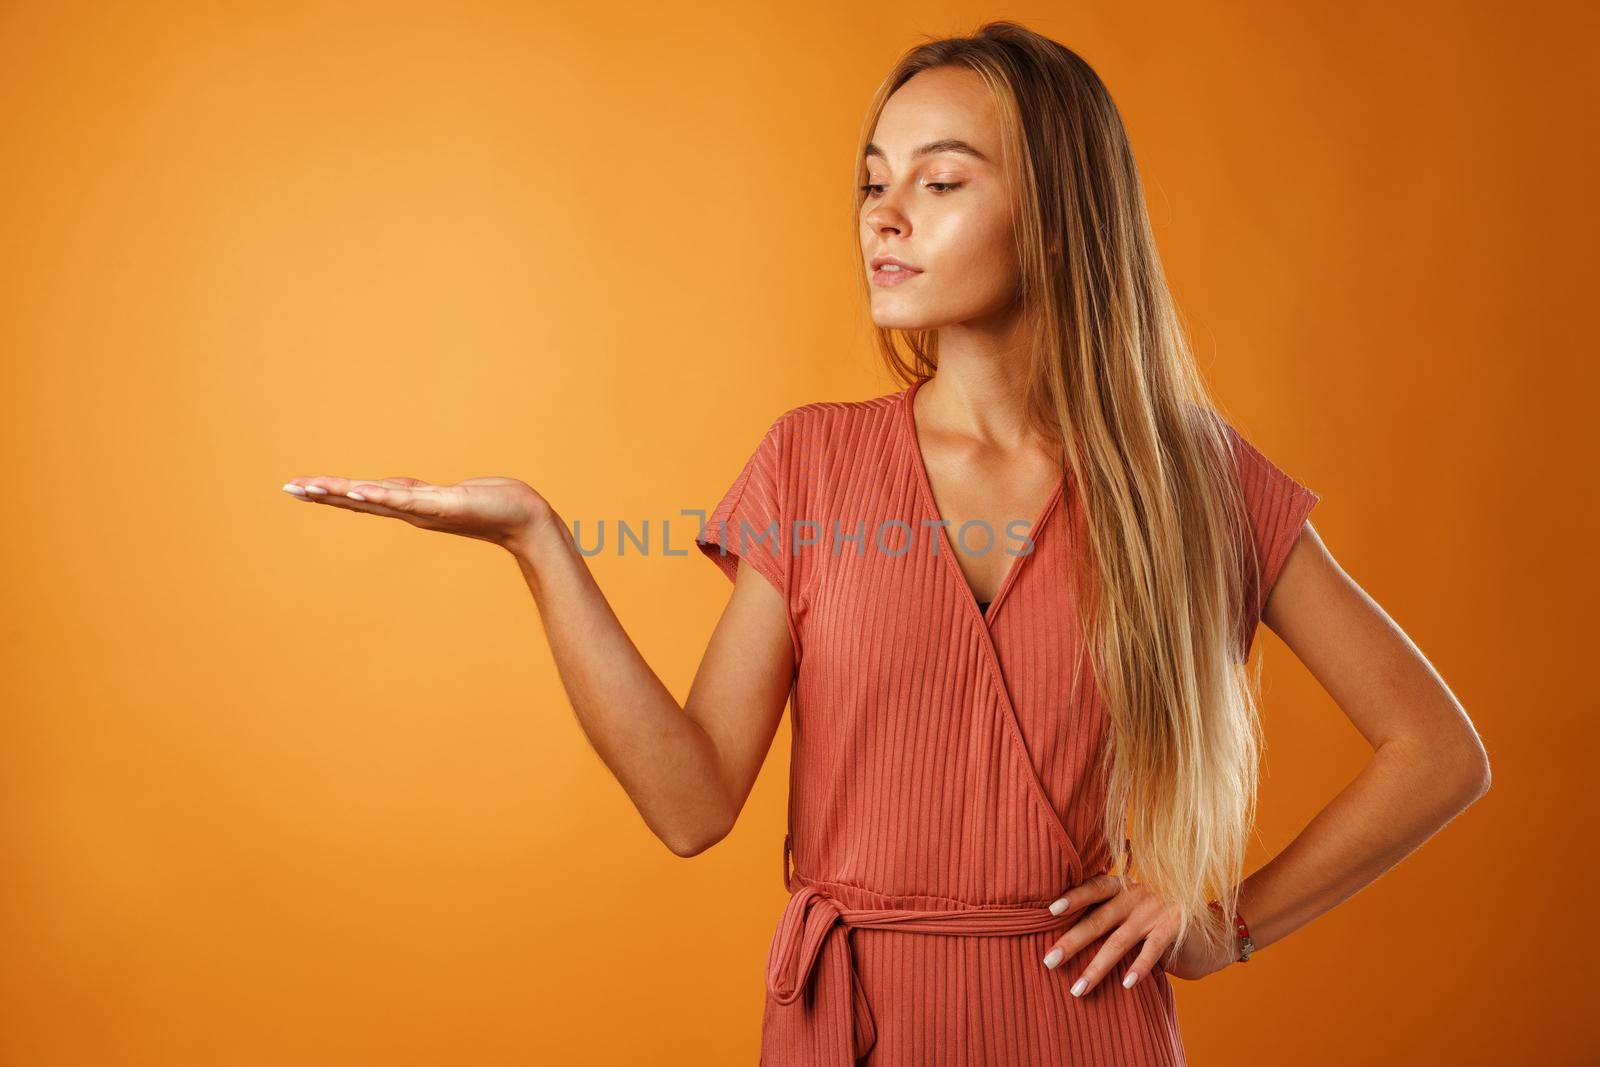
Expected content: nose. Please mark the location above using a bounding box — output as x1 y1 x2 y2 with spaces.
867 213 908 244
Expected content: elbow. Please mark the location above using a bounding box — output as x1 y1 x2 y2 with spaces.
1468 749 1492 802
666 832 715 859
660 767 741 857
1448 736 1492 806
663 814 733 859
1389 728 1491 808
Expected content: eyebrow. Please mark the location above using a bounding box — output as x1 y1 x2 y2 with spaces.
863 138 992 164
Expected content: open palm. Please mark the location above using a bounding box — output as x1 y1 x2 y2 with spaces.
282 474 551 552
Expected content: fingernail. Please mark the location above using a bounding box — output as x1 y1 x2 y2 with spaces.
1042 948 1064 969
1070 977 1088 997
303 486 328 496
1049 896 1070 915
282 483 307 496
1122 971 1138 989
347 492 366 501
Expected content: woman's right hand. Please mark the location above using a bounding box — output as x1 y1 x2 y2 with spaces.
282 475 557 556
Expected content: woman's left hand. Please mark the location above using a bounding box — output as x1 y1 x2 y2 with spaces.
1040 872 1234 994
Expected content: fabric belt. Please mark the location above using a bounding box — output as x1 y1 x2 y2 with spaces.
766 835 1081 1065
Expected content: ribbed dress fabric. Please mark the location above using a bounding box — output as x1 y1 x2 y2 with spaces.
695 378 1320 1066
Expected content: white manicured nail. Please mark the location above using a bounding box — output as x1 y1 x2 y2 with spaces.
1049 896 1070 915
1122 971 1138 989
1042 947 1064 969
282 483 306 496
303 486 328 495
1070 977 1088 997
346 491 366 501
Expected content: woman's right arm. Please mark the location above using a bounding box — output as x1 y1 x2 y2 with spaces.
283 474 794 857
509 507 794 857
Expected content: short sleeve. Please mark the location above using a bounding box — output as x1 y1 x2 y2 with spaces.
694 414 791 599
1222 420 1321 660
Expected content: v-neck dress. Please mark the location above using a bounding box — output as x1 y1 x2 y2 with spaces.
695 379 1320 1066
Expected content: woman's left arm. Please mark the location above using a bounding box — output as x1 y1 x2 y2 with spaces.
1043 518 1492 994
1230 519 1492 955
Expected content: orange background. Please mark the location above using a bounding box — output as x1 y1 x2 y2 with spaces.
1 2 1591 1064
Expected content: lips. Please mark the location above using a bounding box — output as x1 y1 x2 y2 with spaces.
871 264 922 288
871 255 922 272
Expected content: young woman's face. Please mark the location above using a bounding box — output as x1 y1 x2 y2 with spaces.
860 66 1020 331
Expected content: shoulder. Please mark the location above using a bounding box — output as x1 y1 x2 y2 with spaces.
766 387 908 449
1216 415 1318 513
1186 404 1314 502
751 388 908 501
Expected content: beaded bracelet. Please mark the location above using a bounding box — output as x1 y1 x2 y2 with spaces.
1207 900 1255 962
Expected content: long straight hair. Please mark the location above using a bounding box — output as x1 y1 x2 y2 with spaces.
854 20 1265 962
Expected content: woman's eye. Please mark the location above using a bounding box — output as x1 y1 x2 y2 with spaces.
858 181 964 198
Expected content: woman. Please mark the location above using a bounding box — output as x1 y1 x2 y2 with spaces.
282 21 1491 1066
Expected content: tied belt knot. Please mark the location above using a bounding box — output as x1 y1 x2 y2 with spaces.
764 878 1080 1064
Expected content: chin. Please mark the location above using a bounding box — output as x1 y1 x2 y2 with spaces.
872 312 931 330
871 299 950 331
872 310 960 332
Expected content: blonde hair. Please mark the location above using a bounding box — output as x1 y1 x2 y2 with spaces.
854 19 1266 963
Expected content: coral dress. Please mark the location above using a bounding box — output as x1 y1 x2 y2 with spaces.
696 379 1319 1066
